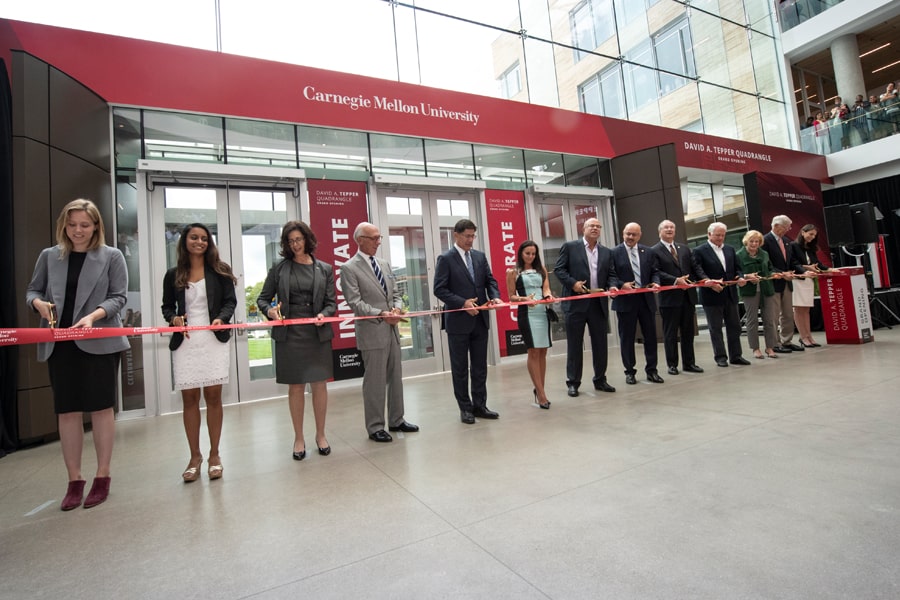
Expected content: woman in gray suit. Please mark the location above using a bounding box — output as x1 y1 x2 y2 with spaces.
257 221 336 461
26 199 129 511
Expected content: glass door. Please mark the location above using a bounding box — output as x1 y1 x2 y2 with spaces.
149 183 296 413
378 189 477 377
532 197 614 355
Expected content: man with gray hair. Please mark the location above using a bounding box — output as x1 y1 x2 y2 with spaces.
763 215 803 353
343 222 418 442
691 222 750 367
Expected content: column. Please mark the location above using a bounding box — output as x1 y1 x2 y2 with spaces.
831 35 866 106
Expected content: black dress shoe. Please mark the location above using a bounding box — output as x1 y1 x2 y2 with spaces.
567 385 579 397
715 359 729 367
473 407 499 419
389 421 420 433
730 357 751 365
667 366 679 375
369 430 393 442
786 343 804 351
647 372 665 383
773 346 792 354
625 373 637 385
683 364 704 373
594 380 616 393
292 449 306 461
317 445 331 456
460 411 475 424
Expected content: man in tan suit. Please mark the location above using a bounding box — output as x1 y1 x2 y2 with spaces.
343 222 418 442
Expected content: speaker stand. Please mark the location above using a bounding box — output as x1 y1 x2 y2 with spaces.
869 292 900 329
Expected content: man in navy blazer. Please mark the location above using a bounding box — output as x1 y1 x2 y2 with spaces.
611 222 663 385
433 219 503 424
554 217 618 396
762 215 803 353
650 219 703 375
691 222 750 367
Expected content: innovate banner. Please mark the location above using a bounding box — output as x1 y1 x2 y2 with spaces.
308 180 369 379
484 190 528 357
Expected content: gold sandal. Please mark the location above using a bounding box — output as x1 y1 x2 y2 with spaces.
208 459 223 480
182 458 202 483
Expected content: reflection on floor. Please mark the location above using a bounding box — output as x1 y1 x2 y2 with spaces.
2 329 900 599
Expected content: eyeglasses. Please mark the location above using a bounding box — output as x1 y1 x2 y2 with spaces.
287 238 305 246
359 235 383 241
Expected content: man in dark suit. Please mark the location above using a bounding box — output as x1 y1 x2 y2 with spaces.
650 219 703 375
433 219 503 424
762 215 803 353
554 217 618 396
691 222 751 367
611 222 663 385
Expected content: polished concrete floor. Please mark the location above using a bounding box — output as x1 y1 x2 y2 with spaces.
2 329 900 599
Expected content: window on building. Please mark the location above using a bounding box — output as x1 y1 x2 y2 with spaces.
499 63 522 99
579 66 626 119
570 0 615 62
624 43 657 111
655 20 696 96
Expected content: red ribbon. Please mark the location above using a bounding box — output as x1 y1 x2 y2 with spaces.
0 274 839 348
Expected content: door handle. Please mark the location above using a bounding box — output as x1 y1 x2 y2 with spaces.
235 320 244 337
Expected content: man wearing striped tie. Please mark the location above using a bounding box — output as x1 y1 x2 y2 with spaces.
343 222 418 443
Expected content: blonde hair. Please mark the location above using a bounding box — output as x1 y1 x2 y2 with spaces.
55 199 105 257
742 230 763 246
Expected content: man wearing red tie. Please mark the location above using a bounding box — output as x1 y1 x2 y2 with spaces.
650 220 704 376
763 215 803 353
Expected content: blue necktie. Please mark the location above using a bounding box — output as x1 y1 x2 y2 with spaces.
630 246 642 287
370 256 387 294
465 251 475 281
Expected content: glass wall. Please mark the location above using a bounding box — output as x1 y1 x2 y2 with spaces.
9 0 793 148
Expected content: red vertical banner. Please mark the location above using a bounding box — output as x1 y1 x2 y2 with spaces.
307 180 369 379
484 190 528 357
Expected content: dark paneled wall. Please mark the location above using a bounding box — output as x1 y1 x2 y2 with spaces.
610 144 685 242
12 51 111 444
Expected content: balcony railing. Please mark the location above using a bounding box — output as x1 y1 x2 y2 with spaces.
777 0 843 32
799 103 900 155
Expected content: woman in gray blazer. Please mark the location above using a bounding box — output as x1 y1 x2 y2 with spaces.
256 221 336 461
26 199 129 511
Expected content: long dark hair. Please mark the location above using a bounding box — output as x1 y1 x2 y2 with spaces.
279 220 318 259
174 223 236 289
515 240 546 280
796 224 820 253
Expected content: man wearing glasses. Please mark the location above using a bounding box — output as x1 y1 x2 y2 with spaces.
433 219 503 424
343 222 418 442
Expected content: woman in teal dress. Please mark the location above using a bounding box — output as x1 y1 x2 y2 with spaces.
507 241 554 409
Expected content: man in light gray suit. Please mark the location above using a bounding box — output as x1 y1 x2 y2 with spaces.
343 222 419 442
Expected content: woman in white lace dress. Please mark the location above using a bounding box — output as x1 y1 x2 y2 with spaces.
162 224 237 482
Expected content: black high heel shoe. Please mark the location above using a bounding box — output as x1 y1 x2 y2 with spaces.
316 438 331 456
292 447 306 461
533 388 551 409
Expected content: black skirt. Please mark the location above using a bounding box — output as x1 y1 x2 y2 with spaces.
48 341 121 414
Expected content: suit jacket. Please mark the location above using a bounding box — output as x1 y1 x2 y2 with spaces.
26 245 130 361
611 243 660 313
788 242 828 271
763 231 801 292
433 246 499 334
342 252 402 351
691 242 743 306
553 238 617 317
650 241 699 307
161 265 237 351
256 257 336 343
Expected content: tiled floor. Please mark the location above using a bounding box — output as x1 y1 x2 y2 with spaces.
2 329 900 599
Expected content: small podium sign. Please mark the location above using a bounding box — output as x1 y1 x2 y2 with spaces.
820 267 874 344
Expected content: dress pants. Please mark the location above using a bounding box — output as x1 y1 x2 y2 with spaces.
742 291 779 351
564 298 609 388
617 306 658 376
773 288 795 344
447 318 489 412
360 335 405 434
660 302 696 368
703 299 743 362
